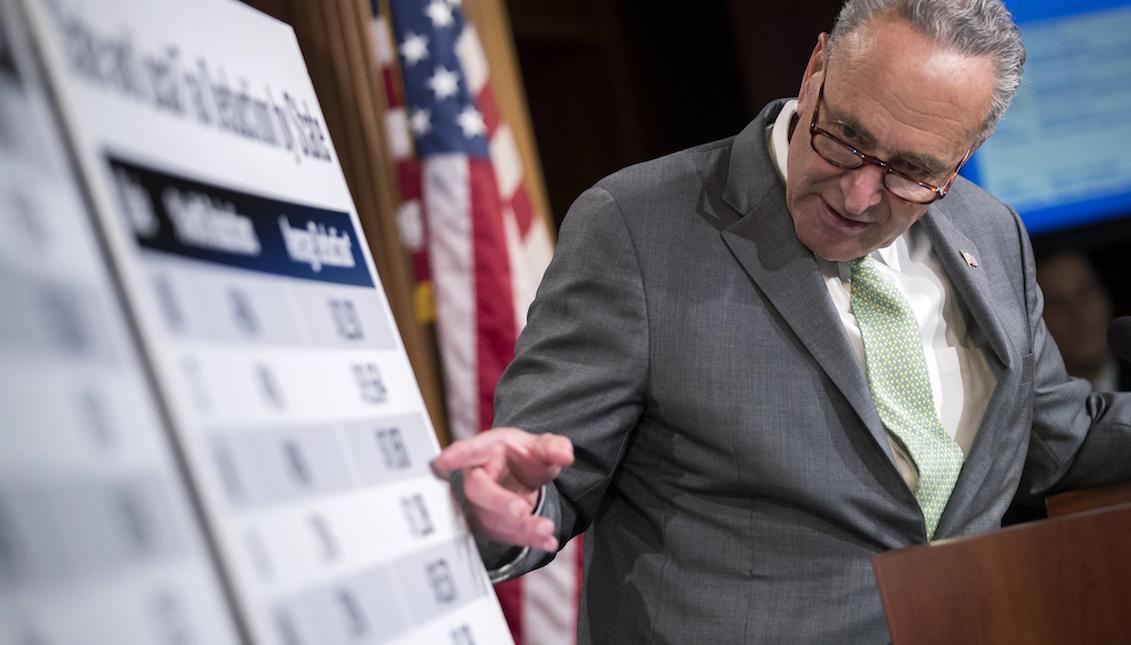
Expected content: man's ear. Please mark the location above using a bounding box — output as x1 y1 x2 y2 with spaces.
797 33 829 112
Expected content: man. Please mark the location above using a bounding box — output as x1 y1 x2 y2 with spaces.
433 1 1131 642
1037 251 1129 390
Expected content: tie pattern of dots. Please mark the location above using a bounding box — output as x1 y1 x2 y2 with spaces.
850 256 964 540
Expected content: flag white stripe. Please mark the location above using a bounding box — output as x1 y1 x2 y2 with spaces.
522 539 581 645
385 108 412 160
455 25 489 94
396 199 424 252
490 124 523 200
503 210 548 331
370 15 395 64
423 155 478 441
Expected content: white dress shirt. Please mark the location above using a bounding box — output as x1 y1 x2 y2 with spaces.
766 100 1000 491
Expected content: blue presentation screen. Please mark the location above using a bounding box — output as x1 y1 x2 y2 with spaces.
960 0 1131 235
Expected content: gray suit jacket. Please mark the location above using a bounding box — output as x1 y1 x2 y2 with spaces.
491 100 1131 644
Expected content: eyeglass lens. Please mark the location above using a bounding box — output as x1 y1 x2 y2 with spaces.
811 131 939 204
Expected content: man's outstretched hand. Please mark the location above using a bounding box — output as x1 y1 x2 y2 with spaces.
431 428 573 552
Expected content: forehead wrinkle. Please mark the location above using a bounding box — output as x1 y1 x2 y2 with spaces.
826 19 990 167
822 78 951 174
886 73 979 149
877 45 992 150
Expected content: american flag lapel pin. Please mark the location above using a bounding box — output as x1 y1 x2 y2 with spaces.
961 250 979 268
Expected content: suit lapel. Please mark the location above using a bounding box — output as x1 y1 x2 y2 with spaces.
917 212 1010 371
716 105 895 464
721 204 895 463
919 209 1018 537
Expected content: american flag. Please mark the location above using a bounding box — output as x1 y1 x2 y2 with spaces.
369 1 580 643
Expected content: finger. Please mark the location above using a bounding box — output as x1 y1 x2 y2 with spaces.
508 434 574 489
531 434 575 468
473 508 559 552
464 465 539 518
462 467 558 551
431 432 507 479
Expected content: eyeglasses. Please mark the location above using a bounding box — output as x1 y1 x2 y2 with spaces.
809 80 971 204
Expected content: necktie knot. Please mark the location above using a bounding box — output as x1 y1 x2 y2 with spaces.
850 256 906 318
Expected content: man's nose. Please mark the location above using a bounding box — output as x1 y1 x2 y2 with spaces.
840 163 885 215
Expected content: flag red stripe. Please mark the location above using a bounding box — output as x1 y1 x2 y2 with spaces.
397 159 422 200
509 180 534 237
495 578 525 644
469 158 517 433
383 67 402 109
477 85 501 139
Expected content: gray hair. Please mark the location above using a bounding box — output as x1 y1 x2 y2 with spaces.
828 0 1026 147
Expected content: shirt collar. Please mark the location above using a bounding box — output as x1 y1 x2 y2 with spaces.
766 99 796 184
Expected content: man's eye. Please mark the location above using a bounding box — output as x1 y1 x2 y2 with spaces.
896 162 927 177
838 124 859 141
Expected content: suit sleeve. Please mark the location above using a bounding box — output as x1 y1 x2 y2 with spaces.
485 184 650 576
1014 212 1131 500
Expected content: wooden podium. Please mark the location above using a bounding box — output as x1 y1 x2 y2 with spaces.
873 488 1131 645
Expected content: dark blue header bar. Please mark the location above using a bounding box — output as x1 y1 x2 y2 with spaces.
107 155 374 288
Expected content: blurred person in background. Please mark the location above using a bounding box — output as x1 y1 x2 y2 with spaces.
1037 251 1130 391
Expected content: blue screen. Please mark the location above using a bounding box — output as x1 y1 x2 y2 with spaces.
960 0 1131 235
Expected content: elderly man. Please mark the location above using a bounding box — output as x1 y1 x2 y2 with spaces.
434 0 1131 642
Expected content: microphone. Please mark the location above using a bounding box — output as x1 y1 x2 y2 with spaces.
1107 316 1131 363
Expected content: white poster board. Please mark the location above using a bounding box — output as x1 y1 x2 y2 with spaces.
20 0 514 643
0 1 242 643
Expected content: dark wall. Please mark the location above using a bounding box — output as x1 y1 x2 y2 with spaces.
506 1 841 227
1034 223 1131 320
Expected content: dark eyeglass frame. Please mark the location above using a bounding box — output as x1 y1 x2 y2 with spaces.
809 80 972 204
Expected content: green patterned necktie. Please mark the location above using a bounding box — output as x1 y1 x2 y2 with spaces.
849 256 963 540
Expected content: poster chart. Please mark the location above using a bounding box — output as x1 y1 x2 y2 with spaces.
21 0 514 644
0 1 242 644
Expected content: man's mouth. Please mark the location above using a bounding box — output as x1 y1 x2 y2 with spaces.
821 198 869 231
